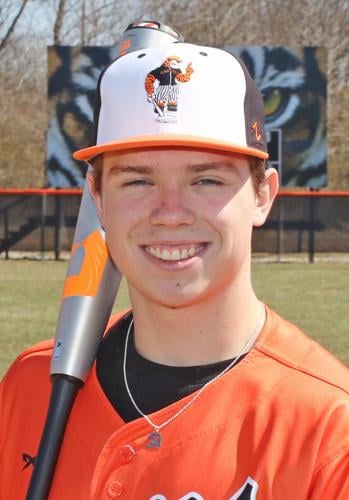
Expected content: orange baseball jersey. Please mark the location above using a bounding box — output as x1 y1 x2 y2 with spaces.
1 307 349 499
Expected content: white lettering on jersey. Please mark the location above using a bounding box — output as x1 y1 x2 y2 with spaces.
149 478 258 500
149 495 203 500
230 476 259 499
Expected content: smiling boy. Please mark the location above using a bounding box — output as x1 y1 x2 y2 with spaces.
1 43 349 499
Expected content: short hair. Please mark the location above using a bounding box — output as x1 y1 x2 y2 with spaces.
89 153 266 195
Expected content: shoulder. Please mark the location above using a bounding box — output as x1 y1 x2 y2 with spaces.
147 66 163 75
256 307 349 396
3 339 53 382
1 309 129 390
253 307 349 469
0 340 54 412
0 340 54 459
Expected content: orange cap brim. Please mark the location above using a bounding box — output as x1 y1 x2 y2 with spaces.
73 134 268 161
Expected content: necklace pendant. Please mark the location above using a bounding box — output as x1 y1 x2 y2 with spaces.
146 431 162 448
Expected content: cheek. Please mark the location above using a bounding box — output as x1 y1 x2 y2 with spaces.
102 197 148 257
213 195 256 229
102 192 144 227
211 198 255 253
199 181 256 220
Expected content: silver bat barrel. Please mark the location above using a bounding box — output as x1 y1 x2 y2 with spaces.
50 173 121 381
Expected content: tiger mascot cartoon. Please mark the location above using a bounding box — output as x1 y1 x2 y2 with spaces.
144 56 194 123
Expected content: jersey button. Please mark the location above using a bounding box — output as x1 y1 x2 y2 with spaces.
118 445 136 464
107 480 123 498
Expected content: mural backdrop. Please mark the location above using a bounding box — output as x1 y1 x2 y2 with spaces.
47 45 327 188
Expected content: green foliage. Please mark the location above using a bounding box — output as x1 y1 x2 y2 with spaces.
0 260 348 378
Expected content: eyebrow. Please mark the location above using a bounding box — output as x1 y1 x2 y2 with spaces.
189 161 236 173
109 165 154 175
109 161 236 175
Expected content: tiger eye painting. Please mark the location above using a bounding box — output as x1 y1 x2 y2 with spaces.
226 46 327 188
47 45 327 188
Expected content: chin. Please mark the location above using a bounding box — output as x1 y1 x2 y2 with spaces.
150 296 204 310
135 281 217 310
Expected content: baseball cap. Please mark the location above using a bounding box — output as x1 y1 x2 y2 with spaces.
73 43 268 161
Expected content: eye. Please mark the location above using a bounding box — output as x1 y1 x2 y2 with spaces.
263 88 288 119
122 178 153 187
193 177 223 186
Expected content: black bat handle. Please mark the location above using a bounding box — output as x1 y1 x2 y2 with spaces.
26 375 83 500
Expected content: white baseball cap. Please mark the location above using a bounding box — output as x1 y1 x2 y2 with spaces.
74 43 268 161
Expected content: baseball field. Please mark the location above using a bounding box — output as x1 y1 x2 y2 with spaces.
0 260 348 377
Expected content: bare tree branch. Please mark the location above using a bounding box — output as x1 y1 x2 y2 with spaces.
53 0 67 44
0 0 30 52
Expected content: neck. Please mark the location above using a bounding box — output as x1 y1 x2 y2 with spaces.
128 270 264 367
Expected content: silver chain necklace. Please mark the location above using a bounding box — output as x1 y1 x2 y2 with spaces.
123 304 265 449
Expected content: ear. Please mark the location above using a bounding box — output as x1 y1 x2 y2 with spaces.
253 167 279 227
86 168 105 226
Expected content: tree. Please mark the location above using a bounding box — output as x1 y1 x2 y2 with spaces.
1 0 349 187
0 0 30 52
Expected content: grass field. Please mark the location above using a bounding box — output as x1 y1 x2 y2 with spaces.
0 260 348 377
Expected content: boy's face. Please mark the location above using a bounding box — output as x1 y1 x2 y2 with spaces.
89 148 277 309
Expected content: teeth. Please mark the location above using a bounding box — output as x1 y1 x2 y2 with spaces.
145 245 202 261
162 249 170 260
170 249 181 261
180 249 188 259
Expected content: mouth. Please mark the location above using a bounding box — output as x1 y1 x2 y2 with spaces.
144 244 206 262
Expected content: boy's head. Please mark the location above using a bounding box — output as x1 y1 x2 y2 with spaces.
74 42 269 171
73 42 278 307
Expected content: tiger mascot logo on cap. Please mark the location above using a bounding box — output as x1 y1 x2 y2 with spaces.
144 55 194 123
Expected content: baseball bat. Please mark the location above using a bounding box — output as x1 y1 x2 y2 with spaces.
26 20 184 500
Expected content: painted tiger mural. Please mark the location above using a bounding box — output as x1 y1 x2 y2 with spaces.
47 46 117 187
47 45 327 188
226 46 327 187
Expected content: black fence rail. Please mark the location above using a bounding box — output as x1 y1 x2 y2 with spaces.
253 191 349 261
1 189 349 261
0 189 80 260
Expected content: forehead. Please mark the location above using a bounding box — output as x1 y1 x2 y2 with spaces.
102 148 250 171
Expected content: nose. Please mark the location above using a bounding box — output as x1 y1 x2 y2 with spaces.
149 187 195 227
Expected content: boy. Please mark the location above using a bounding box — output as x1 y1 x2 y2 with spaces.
1 43 349 499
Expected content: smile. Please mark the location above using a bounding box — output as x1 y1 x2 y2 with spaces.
144 244 205 262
